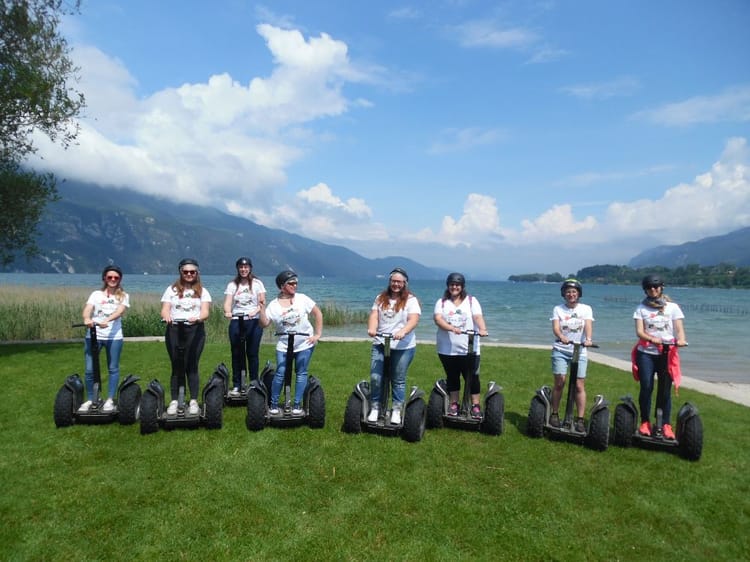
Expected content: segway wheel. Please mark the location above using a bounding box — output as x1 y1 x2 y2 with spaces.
307 386 326 429
53 386 75 428
613 404 635 447
118 384 141 425
204 386 223 430
481 392 505 436
139 392 160 435
401 399 426 443
527 397 545 438
585 407 610 451
342 394 363 434
678 415 703 461
246 389 266 431
426 389 444 429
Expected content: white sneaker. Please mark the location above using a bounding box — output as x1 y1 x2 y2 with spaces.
292 406 303 415
390 406 402 425
269 406 280 415
77 400 92 413
367 407 379 422
228 387 240 397
167 400 178 415
102 398 115 412
188 400 200 415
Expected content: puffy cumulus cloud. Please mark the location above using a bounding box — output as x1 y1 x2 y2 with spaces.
632 85 750 126
413 194 505 247
603 137 750 241
29 24 371 212
259 182 389 242
517 204 598 243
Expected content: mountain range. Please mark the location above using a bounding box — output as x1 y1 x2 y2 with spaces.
4 181 446 279
628 227 750 268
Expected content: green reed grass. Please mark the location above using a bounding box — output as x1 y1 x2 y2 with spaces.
0 286 368 342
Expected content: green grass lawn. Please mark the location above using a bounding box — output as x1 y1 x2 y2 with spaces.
1 340 748 561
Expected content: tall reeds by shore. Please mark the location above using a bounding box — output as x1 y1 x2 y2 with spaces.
0 286 368 342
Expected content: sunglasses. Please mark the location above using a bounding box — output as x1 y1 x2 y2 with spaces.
646 284 662 289
106 275 121 281
182 270 198 275
285 281 298 286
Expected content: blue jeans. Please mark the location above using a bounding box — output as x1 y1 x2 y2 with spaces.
370 345 415 407
84 338 123 400
636 350 672 423
271 346 315 407
228 317 263 385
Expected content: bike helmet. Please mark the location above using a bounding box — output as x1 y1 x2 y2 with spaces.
178 258 199 271
235 256 252 269
446 272 465 287
560 278 583 298
389 267 409 282
641 274 664 290
275 270 298 288
101 265 123 279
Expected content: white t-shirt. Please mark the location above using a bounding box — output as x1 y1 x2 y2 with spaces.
161 285 212 322
86 289 130 340
434 296 483 355
371 294 421 350
551 303 594 356
265 293 317 353
224 278 266 318
633 301 685 355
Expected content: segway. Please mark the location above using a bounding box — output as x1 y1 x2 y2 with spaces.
140 320 224 434
342 332 426 442
613 343 703 461
54 323 141 427
213 316 274 406
526 341 609 451
245 331 326 430
426 330 504 435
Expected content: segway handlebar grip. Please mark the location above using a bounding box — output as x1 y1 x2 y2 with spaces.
274 331 309 337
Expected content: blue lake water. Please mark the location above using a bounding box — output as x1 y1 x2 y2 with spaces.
2 273 748 384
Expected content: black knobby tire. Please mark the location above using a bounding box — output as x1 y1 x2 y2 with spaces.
426 390 444 429
527 397 546 438
53 387 75 428
118 384 141 425
139 392 160 435
307 386 326 429
481 392 505 436
586 407 610 451
402 399 426 443
613 404 635 447
678 415 704 461
246 390 267 431
342 394 363 434
204 387 224 430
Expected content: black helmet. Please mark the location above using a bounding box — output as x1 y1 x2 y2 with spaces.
641 274 664 290
102 265 123 279
389 267 409 282
560 278 582 297
236 256 252 269
178 258 199 271
446 272 465 287
275 270 298 288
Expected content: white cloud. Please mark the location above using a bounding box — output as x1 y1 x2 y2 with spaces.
632 85 750 126
450 19 538 49
560 76 641 100
518 204 597 242
428 127 506 154
412 194 505 247
602 137 750 241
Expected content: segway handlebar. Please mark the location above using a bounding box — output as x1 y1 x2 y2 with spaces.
274 331 310 337
555 339 599 348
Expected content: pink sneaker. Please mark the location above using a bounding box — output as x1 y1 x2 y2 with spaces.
639 421 652 436
663 424 675 440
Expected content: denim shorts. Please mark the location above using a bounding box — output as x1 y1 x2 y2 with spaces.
551 348 588 379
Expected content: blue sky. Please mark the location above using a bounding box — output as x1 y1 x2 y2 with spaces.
30 0 750 279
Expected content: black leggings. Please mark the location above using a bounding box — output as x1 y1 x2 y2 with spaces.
165 323 205 400
439 353 481 395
